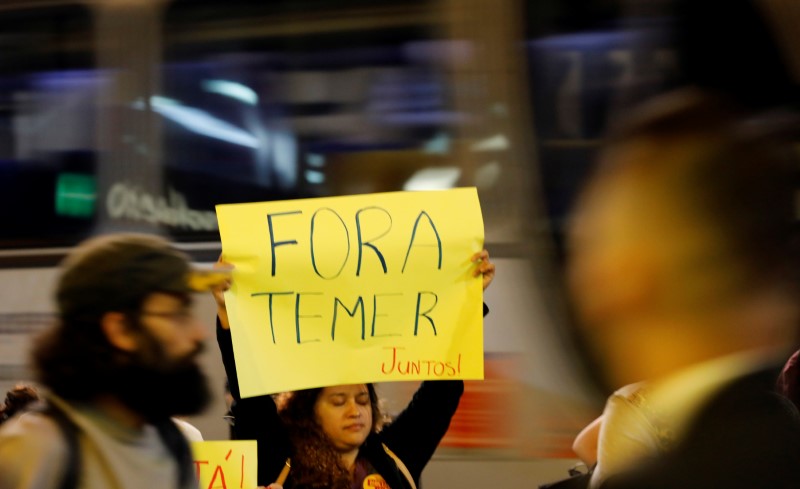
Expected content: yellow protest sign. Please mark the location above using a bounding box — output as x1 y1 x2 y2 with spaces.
216 188 484 397
191 440 258 489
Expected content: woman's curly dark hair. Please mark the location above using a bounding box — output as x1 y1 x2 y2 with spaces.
275 384 388 489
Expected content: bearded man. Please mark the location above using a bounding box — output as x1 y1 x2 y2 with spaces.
0 233 221 489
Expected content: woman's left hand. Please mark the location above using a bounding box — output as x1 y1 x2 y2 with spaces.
472 249 496 291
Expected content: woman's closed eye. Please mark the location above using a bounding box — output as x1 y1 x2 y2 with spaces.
328 394 347 407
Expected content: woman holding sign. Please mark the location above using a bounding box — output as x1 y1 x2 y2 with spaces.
213 250 494 489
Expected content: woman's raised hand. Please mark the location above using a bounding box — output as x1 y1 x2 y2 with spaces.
471 249 496 291
212 254 233 329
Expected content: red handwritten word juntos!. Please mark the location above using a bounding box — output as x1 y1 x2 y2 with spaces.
380 346 461 376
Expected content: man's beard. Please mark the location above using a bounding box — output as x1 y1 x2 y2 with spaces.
110 333 212 423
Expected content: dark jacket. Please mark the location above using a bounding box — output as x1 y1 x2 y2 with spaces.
600 367 800 489
217 319 466 488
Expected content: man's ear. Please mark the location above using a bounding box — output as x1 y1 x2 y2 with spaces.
100 311 139 352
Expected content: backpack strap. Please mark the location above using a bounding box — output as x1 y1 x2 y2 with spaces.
42 400 191 489
41 402 80 489
381 443 417 489
154 419 193 488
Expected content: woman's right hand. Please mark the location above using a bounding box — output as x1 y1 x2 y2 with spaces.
212 255 233 330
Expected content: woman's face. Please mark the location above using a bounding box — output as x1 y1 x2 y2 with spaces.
314 384 372 453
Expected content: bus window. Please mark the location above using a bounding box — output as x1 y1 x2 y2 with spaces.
524 1 677 264
160 0 458 244
0 3 96 251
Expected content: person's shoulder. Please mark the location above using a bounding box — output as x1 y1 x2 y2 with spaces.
0 410 67 453
612 382 647 398
172 417 204 442
0 411 69 485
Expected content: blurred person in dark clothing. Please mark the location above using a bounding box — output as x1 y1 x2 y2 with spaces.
0 233 224 489
567 89 800 489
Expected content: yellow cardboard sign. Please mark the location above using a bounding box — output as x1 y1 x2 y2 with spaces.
216 188 485 397
191 440 258 489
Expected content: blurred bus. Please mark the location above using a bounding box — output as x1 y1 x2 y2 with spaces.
0 0 705 486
